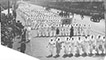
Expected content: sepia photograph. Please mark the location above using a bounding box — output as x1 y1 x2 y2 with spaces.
0 0 106 60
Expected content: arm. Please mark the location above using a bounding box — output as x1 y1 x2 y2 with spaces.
26 40 30 43
46 43 50 48
18 41 22 43
17 47 20 50
60 41 64 44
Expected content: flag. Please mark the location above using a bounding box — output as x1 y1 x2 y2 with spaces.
62 18 72 25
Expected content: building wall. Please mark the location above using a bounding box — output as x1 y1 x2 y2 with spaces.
23 0 104 2
62 0 103 2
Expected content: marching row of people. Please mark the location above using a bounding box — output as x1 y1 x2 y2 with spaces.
18 2 63 30
35 23 91 37
46 35 106 58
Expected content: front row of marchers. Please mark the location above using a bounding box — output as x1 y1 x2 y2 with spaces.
46 36 106 58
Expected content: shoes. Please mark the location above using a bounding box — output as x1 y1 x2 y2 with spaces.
46 55 53 58
95 53 100 56
88 53 94 57
53 55 60 58
100 53 106 56
68 53 73 57
75 53 80 57
82 53 87 57
62 54 68 58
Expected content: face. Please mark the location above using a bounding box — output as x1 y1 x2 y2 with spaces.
57 37 62 43
49 39 55 44
51 39 53 42
66 37 70 42
98 36 101 39
71 37 74 42
57 38 60 42
84 24 86 27
103 37 105 40
102 36 105 41
76 24 78 26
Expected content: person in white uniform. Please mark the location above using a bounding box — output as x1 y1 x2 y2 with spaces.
74 24 78 36
88 35 95 57
72 37 78 56
81 36 88 57
68 37 74 57
63 37 70 58
46 38 56 58
75 37 82 57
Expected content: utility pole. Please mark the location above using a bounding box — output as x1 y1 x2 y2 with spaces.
0 4 1 22
103 0 106 43
8 0 10 19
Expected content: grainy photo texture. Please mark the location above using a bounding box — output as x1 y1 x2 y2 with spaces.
0 0 106 60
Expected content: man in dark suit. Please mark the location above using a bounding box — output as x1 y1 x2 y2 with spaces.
56 28 59 36
18 41 26 53
18 29 30 53
70 25 74 38
54 38 63 58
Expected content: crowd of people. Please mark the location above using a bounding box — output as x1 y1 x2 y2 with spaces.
17 2 89 37
1 8 30 53
1 1 105 57
1 13 18 48
17 2 63 29
47 35 106 58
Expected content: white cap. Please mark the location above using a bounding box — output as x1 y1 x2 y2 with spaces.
28 37 31 40
102 36 105 41
96 34 101 39
85 36 89 41
27 27 31 31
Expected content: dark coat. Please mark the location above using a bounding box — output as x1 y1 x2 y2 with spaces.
20 43 26 53
70 26 74 37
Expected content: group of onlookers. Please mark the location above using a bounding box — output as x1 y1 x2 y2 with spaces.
1 13 20 48
1 12 30 53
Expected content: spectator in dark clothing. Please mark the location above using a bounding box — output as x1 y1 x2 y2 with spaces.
81 11 84 20
56 28 59 36
18 29 28 42
18 38 30 53
13 10 17 19
70 26 74 38
18 37 30 53
16 21 24 29
7 41 13 48
15 21 24 36
18 29 30 53
18 42 26 53
54 38 63 58
59 11 64 17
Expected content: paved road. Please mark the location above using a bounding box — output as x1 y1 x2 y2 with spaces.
15 6 105 60
27 15 105 60
28 37 104 60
